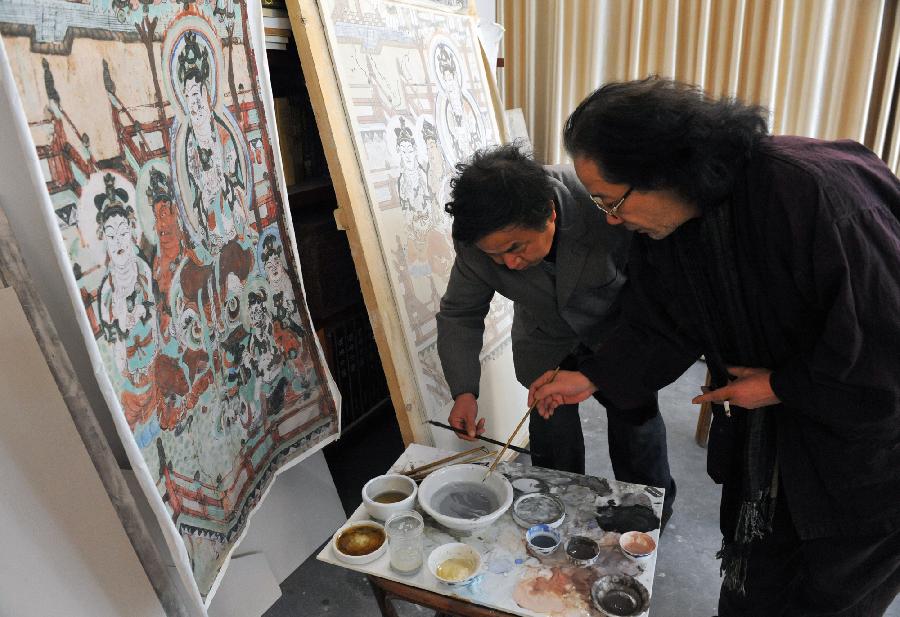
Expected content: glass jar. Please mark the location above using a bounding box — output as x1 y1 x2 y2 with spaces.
384 510 424 574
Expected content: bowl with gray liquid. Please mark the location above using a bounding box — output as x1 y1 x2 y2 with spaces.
418 464 513 531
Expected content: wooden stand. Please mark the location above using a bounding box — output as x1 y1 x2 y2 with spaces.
367 576 517 617
695 369 713 448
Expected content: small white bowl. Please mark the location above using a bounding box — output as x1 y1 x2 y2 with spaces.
331 521 387 565
525 524 561 557
427 542 482 586
362 474 418 521
619 531 657 558
418 464 513 532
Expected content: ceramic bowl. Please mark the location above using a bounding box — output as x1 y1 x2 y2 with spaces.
512 493 566 528
591 574 650 617
427 542 482 586
418 464 513 531
362 473 418 521
525 524 561 556
331 520 387 565
564 535 600 566
619 531 657 558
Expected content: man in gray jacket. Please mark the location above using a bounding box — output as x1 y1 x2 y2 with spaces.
436 144 675 519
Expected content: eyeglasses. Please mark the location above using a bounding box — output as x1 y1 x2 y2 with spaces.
591 187 633 218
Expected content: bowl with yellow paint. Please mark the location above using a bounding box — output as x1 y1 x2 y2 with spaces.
427 542 482 586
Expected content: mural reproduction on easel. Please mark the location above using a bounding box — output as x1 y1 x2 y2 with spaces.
0 0 338 605
318 0 514 417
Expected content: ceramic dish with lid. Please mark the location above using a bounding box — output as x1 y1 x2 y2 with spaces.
331 520 387 565
512 492 566 528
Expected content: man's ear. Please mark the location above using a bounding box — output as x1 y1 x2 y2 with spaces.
548 201 558 223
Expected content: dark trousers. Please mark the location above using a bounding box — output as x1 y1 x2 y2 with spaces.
527 394 676 518
718 483 900 617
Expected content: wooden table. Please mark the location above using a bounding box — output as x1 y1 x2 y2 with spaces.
317 444 664 617
368 575 517 617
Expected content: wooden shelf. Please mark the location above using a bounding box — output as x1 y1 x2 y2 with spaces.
285 176 335 211
286 176 332 196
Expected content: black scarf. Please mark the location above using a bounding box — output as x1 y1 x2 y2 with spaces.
673 202 779 594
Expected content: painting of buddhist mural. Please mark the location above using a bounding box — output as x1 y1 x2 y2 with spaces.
314 0 516 424
0 0 339 606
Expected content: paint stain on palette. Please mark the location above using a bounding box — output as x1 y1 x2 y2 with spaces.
513 566 596 616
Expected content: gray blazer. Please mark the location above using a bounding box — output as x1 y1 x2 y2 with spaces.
436 165 633 397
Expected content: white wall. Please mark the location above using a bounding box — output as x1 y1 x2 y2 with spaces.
0 286 167 617
0 30 345 617
476 0 496 23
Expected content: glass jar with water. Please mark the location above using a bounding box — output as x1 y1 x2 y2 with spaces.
385 510 424 574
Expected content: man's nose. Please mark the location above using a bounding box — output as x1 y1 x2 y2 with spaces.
606 213 624 225
503 254 520 269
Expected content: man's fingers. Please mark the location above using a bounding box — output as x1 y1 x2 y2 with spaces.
476 418 486 435
529 369 560 405
692 385 731 405
451 418 475 440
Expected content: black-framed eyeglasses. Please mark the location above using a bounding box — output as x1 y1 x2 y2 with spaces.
591 187 633 218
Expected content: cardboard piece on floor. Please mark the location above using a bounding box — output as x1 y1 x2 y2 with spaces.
207 553 282 617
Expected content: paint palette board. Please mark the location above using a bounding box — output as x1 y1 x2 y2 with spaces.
317 444 664 616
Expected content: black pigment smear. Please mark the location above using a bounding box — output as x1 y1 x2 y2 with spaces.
595 504 660 533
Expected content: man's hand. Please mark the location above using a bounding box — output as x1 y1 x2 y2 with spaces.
528 370 598 419
691 366 781 409
448 393 485 441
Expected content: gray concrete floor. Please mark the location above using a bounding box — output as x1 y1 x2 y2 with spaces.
266 361 899 617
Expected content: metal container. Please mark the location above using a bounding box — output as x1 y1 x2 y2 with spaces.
591 574 650 617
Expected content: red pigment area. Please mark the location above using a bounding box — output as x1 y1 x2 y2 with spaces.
513 566 596 616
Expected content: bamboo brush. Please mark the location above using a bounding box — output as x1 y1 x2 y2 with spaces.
482 366 561 481
400 445 488 477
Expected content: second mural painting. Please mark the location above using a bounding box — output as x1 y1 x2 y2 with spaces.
310 0 523 439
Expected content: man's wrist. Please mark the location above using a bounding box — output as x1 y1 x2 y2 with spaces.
454 392 476 402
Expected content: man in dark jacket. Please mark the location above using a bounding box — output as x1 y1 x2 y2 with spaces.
436 144 675 521
531 77 900 616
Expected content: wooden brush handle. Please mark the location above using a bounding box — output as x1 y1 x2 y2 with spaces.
483 366 561 479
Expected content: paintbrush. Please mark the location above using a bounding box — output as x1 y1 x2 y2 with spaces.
400 445 488 477
407 449 497 481
482 366 561 481
427 420 531 455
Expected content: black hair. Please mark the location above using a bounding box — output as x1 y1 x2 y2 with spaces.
445 143 554 244
563 76 769 207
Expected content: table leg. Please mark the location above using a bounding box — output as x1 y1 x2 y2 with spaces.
367 576 401 617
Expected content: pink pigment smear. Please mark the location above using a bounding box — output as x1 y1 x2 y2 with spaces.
512 567 594 617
